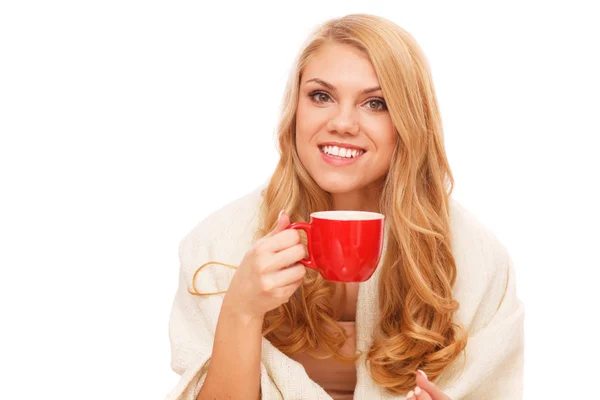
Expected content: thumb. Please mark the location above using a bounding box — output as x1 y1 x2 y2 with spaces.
266 210 291 237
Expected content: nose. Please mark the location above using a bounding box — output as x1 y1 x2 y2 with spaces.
326 106 359 136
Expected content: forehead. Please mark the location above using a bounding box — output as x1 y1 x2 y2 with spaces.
301 42 380 88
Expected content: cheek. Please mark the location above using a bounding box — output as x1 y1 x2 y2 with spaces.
373 129 397 172
296 100 317 133
295 101 323 148
295 103 313 158
295 102 307 140
374 122 397 158
386 133 398 155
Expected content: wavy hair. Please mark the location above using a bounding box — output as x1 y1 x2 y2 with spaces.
253 14 468 394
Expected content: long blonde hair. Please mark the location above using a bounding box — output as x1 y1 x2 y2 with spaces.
253 14 467 394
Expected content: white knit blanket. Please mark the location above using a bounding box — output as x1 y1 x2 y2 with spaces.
165 186 524 399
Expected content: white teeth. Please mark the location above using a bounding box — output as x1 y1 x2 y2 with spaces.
320 145 364 158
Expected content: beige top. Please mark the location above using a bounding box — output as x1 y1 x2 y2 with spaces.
289 283 360 400
166 185 525 399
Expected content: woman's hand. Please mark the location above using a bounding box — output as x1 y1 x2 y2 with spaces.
406 370 452 400
224 210 307 320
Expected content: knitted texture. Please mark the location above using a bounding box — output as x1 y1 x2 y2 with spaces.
166 185 524 400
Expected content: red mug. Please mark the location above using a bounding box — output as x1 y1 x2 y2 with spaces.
289 210 385 282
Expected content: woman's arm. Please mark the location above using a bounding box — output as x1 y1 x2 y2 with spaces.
191 210 305 399
196 298 263 400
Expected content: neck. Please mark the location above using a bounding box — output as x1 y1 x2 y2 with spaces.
330 184 382 213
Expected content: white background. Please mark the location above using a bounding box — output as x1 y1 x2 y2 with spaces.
1 1 598 399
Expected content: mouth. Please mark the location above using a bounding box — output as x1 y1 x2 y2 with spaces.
318 143 366 166
318 143 366 159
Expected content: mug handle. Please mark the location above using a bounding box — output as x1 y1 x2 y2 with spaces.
288 222 316 269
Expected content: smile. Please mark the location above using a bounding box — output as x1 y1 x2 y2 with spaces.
318 144 366 166
319 145 365 158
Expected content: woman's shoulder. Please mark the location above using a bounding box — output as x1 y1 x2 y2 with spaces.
448 198 516 330
448 197 511 266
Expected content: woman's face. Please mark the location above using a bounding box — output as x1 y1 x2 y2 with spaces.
296 42 397 198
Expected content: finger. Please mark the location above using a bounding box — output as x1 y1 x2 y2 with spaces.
265 244 307 272
277 275 305 300
261 228 302 253
269 271 305 302
271 264 307 288
265 210 291 237
415 386 433 400
416 371 451 400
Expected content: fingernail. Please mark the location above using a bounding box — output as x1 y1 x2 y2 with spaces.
418 369 428 380
414 386 421 395
407 390 414 398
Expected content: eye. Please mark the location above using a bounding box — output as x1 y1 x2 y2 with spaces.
309 90 332 103
365 98 387 111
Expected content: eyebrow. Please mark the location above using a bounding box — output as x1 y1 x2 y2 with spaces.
305 78 382 95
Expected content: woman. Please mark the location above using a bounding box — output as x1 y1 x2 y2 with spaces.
166 14 524 400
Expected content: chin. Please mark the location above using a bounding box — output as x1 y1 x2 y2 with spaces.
311 173 363 194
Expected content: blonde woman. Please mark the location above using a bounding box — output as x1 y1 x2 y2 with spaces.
166 14 524 400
